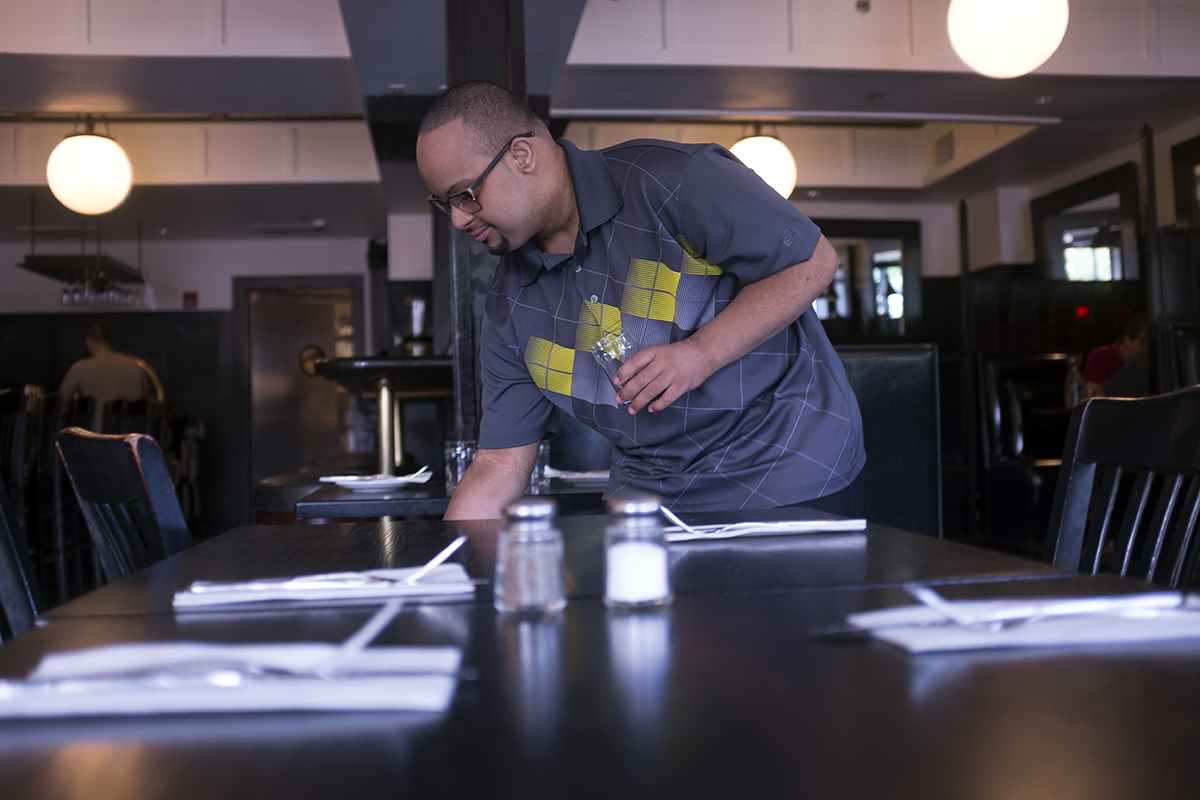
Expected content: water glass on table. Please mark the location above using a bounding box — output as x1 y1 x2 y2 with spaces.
528 439 550 495
444 439 476 495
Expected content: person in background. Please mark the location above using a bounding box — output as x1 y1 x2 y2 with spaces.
1082 313 1148 398
416 81 865 520
59 323 150 429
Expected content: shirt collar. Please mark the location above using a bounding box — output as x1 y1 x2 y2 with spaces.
511 139 621 286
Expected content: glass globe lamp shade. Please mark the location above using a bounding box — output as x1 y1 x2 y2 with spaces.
729 135 797 199
947 0 1069 79
46 133 133 215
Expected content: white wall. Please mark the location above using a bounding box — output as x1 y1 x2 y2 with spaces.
387 213 434 281
792 198 960 277
964 186 1034 271
0 235 373 315
568 0 1200 78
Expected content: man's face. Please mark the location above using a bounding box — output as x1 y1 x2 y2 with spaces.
416 118 531 256
1118 332 1147 363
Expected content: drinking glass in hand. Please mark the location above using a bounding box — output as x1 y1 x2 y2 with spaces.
591 330 641 391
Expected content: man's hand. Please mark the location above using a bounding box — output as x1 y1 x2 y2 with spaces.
443 441 540 520
611 234 839 415
614 337 712 414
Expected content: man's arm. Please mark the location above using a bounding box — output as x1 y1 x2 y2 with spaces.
615 234 839 414
58 362 82 397
443 440 541 520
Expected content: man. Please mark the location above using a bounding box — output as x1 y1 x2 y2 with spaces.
1082 313 1148 398
417 82 864 520
59 323 151 429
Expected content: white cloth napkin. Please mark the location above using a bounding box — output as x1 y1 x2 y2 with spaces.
544 467 609 484
0 642 462 718
665 518 867 542
318 470 432 489
173 563 476 609
847 592 1200 653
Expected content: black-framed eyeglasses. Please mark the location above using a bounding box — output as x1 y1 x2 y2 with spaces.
427 131 535 215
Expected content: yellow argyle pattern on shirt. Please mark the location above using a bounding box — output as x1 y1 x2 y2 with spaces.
524 247 724 398
524 337 574 395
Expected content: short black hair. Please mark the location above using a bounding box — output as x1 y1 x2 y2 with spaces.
1122 312 1147 342
418 80 546 155
84 323 114 346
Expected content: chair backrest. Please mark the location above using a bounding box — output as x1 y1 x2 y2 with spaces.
56 427 190 581
0 479 42 639
977 354 1072 466
102 397 164 436
0 390 29 544
836 344 942 538
1046 386 1200 588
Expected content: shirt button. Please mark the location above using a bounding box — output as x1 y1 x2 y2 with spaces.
575 265 582 273
590 294 598 302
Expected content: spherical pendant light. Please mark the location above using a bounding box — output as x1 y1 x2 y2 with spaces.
947 0 1069 79
46 131 133 215
730 135 797 199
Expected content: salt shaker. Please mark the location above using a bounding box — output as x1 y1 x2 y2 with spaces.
604 493 673 611
494 497 567 617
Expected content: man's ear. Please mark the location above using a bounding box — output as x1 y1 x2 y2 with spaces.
509 137 537 174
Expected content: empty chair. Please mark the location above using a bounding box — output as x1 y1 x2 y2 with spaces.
1045 386 1200 589
0 480 43 639
56 427 191 582
836 344 942 538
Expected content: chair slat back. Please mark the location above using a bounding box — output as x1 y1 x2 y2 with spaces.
0 479 42 639
56 427 190 581
0 392 29 544
1047 387 1200 589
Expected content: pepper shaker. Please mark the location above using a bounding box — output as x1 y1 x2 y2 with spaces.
494 497 567 617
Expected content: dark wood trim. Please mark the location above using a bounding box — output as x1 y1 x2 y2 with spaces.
1171 132 1200 229
1030 161 1141 279
811 218 923 339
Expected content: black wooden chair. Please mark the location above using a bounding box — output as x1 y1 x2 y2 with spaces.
836 344 943 538
1045 386 1200 589
0 390 30 549
0 479 43 639
56 427 191 582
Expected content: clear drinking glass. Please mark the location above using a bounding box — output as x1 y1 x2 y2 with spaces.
494 497 567 617
444 439 477 494
591 329 641 390
604 493 673 611
528 439 550 495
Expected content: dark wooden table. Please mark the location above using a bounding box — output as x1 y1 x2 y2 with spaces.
293 478 607 519
6 513 1200 799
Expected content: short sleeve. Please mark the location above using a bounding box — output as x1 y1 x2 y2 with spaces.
677 144 821 285
477 310 555 450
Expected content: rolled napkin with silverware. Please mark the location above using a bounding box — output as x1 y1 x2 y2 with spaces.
0 630 463 717
659 504 867 542
174 535 473 608
842 588 1200 653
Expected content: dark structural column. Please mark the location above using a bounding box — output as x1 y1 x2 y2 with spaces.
440 0 527 441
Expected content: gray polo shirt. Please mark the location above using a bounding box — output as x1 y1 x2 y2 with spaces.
479 138 864 511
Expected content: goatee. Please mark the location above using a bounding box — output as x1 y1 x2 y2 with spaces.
487 234 513 256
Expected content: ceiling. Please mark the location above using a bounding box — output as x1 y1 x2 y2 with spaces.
2 1 1200 244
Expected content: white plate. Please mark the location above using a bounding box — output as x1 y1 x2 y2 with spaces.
319 472 430 491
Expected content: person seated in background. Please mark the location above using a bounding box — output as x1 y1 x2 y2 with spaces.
1082 313 1147 398
59 323 150 429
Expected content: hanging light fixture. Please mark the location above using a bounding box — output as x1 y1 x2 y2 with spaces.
947 0 1070 79
46 117 133 215
730 126 797 199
